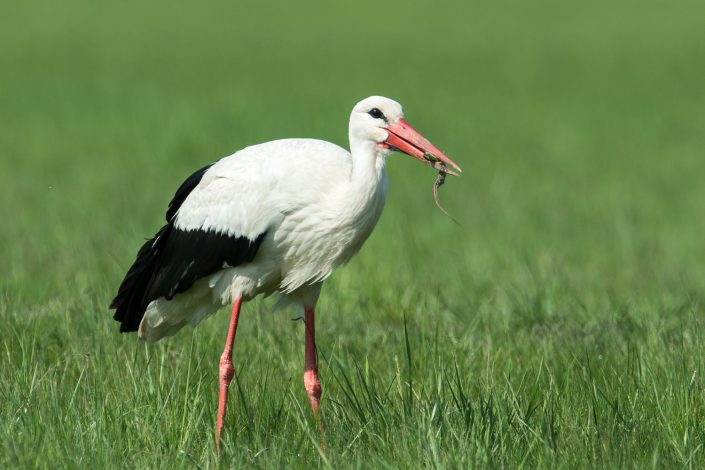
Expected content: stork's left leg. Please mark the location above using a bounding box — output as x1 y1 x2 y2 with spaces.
216 297 243 454
303 307 322 414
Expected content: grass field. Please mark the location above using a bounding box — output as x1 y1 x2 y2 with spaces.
2 1 705 467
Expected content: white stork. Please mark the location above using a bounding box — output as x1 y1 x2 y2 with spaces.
110 96 461 450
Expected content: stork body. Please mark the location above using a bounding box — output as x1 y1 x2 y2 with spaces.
110 96 460 452
121 138 387 343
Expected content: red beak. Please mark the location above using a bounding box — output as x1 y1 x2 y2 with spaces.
382 118 462 175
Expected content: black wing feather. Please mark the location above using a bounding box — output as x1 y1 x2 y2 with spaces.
110 164 266 333
166 163 213 222
144 229 266 302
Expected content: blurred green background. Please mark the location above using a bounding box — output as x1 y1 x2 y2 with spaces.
2 1 705 467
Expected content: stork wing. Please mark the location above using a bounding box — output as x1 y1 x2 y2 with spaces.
110 160 270 333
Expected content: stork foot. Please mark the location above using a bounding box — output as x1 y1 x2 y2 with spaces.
304 369 322 414
216 356 235 452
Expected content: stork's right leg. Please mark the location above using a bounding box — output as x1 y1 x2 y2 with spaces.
216 297 244 454
303 307 322 414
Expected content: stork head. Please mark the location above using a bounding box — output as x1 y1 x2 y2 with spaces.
349 96 461 175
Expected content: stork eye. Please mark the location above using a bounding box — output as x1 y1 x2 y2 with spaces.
368 108 385 120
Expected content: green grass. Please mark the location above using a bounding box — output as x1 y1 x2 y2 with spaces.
2 0 705 467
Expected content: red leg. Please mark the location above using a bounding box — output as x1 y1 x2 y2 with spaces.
303 307 322 414
216 297 243 454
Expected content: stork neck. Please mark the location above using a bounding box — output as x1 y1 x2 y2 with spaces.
348 138 387 187
342 137 388 226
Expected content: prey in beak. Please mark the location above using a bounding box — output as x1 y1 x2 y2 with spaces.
382 119 462 176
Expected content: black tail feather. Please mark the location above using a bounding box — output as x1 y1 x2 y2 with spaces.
110 224 171 333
